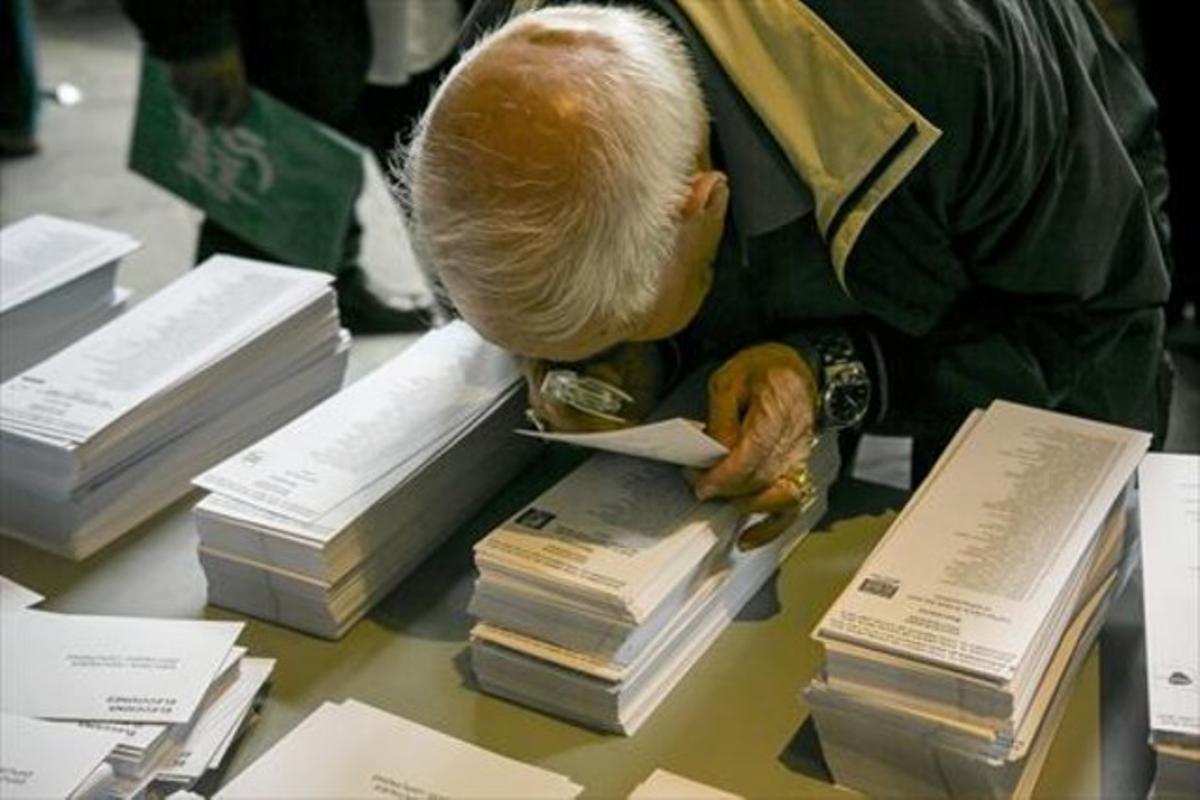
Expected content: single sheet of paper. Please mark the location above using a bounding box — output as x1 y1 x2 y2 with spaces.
518 418 728 468
0 214 139 314
817 400 1150 681
0 256 331 442
216 699 582 798
628 769 742 799
0 575 42 614
0 609 243 724
0 712 123 799
1138 452 1200 738
195 320 519 522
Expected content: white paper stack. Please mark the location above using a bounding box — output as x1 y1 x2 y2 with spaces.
191 320 539 639
0 603 272 798
0 215 137 382
0 255 349 560
805 400 1151 799
627 769 742 799
1138 453 1200 800
215 698 582 798
469 398 840 734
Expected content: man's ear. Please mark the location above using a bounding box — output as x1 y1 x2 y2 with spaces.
679 170 728 219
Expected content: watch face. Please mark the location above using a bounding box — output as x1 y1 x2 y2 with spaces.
823 363 871 429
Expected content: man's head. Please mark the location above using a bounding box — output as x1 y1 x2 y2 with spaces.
402 3 728 361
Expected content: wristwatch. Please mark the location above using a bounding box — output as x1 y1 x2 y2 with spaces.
809 330 872 431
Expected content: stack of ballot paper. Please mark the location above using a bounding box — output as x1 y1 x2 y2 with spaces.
469 380 841 734
0 593 272 798
215 698 582 798
0 255 349 560
805 400 1151 799
628 769 742 799
1138 453 1200 800
191 320 538 639
0 214 136 382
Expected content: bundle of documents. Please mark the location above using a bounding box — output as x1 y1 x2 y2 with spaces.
1138 453 1200 800
215 698 582 798
469 375 840 734
0 214 136 381
0 255 349 560
0 579 272 798
805 400 1150 799
192 321 538 639
628 769 742 799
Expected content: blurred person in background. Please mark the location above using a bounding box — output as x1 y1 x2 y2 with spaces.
0 0 40 157
122 0 473 332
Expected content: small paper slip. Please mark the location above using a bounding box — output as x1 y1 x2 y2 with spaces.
0 214 139 315
0 575 42 614
518 418 728 468
628 769 742 799
216 699 582 798
0 256 332 443
1138 453 1200 739
0 609 243 723
0 712 123 799
195 320 519 522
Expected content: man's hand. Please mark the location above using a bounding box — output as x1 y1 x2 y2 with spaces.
692 343 820 550
169 46 251 126
524 342 665 432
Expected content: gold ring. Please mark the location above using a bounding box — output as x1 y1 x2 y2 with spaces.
779 468 814 502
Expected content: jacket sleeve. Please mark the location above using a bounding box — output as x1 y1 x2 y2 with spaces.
120 0 237 61
836 3 1172 443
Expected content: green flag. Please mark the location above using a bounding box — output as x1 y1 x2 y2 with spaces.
129 55 364 273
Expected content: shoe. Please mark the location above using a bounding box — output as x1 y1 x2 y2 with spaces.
334 267 434 334
0 131 39 159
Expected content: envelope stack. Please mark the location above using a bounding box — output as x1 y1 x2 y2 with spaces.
0 256 349 560
191 321 538 639
804 401 1151 799
469 425 840 735
1137 453 1200 800
0 214 136 381
0 580 273 798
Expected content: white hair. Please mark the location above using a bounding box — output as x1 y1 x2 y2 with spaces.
399 3 707 352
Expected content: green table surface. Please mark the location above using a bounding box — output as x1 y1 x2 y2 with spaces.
0 338 1105 799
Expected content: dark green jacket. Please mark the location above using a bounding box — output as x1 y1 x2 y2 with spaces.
476 0 1175 442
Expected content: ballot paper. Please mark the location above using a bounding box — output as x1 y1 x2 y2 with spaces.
1 215 136 382
817 400 1149 683
215 699 582 799
0 609 243 724
518 418 728 468
474 452 717 624
0 256 332 443
0 214 137 315
1139 453 1200 741
155 657 274 783
195 320 519 523
628 769 742 799
0 712 122 800
0 574 42 613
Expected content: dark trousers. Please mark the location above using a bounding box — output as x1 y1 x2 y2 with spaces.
0 0 38 137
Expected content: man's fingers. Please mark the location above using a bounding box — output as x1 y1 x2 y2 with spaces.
733 475 809 515
705 369 746 448
737 508 800 552
694 398 785 500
